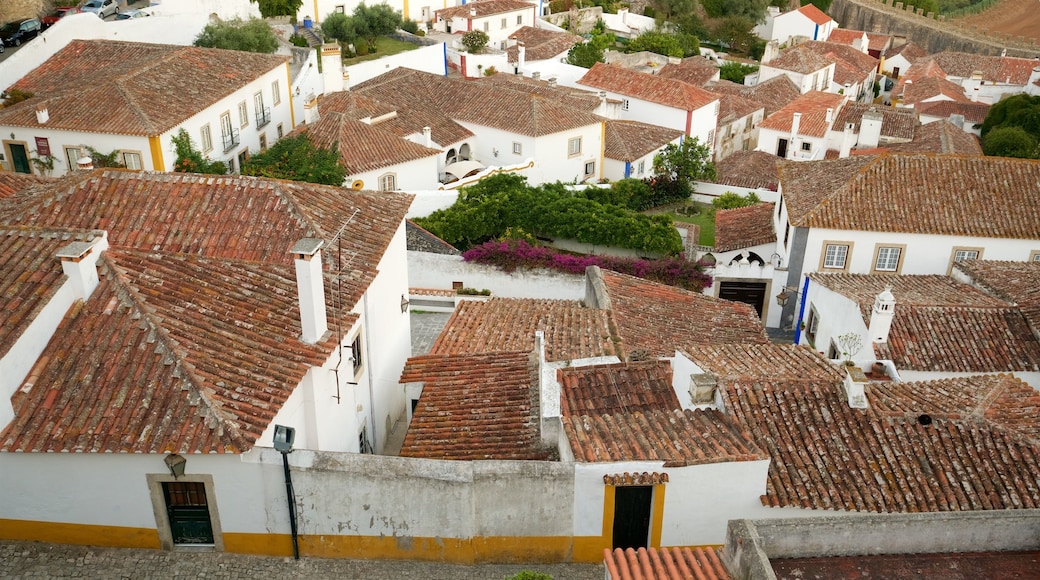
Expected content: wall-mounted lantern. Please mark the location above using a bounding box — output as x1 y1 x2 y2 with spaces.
164 454 186 478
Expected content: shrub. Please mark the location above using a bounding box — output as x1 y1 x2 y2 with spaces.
504 572 554 580
463 239 712 291
462 30 489 53
712 191 760 210
401 18 420 34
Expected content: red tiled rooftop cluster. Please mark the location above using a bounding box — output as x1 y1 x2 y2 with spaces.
604 546 731 580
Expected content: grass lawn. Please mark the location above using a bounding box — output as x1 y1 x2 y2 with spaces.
649 202 716 246
341 37 420 65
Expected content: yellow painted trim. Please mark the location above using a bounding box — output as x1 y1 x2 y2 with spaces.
286 63 296 129
148 135 165 172
0 519 160 549
601 484 616 542
404 0 410 20
313 0 319 23
650 483 666 547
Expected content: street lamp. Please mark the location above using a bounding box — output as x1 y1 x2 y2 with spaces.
273 424 299 560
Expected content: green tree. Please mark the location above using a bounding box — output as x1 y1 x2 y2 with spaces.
567 41 605 68
171 129 228 175
321 12 357 44
711 16 758 54
712 191 760 210
352 2 403 47
647 0 694 21
653 137 716 195
251 0 302 18
702 0 768 19
626 30 683 57
800 0 833 12
461 30 489 53
719 61 758 83
241 134 347 185
982 127 1039 159
193 18 278 53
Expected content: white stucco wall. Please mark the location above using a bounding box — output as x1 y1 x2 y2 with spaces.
350 155 441 191
756 127 828 161
451 121 601 185
407 251 586 299
344 42 447 89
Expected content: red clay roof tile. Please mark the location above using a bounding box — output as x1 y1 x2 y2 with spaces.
604 120 683 162
604 546 731 580
578 63 718 111
713 203 776 252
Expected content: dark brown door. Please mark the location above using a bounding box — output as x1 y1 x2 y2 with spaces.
612 486 652 550
163 482 214 545
776 138 788 159
719 281 767 318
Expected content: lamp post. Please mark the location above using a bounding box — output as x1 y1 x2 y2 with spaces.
273 424 299 560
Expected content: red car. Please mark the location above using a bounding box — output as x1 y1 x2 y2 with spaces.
41 6 78 28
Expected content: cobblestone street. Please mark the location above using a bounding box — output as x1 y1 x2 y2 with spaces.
0 541 603 579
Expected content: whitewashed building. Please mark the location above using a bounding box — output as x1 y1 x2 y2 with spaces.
754 4 837 45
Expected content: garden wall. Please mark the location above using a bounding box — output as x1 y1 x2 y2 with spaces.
408 251 586 299
345 42 448 88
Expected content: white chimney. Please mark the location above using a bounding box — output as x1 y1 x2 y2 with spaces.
290 238 328 344
321 44 345 94
762 40 780 65
35 105 49 125
532 71 541 81
547 76 557 88
868 285 896 343
971 86 979 102
57 240 103 300
790 112 801 137
839 122 855 158
469 6 476 16
77 157 94 171
843 367 869 409
825 107 834 123
422 126 432 147
517 41 526 71
859 107 883 148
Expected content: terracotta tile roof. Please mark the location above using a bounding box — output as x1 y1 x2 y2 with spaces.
865 33 892 53
778 153 1040 238
955 260 1040 335
802 40 880 76
914 100 990 124
577 63 718 111
355 68 603 137
558 360 678 416
0 227 105 360
0 250 354 454
322 90 474 147
0 40 287 136
406 220 460 255
869 374 1040 446
919 51 1039 85
826 29 867 47
563 408 767 465
764 45 833 75
656 57 721 86
680 343 843 384
886 41 928 61
809 273 1040 372
724 378 1040 512
506 26 582 62
714 92 762 126
604 547 731 580
796 3 834 25
603 120 683 162
0 170 413 269
596 268 768 359
900 76 971 105
481 73 605 112
884 120 982 155
713 151 781 190
832 103 918 141
436 0 533 19
293 112 441 174
714 203 776 252
429 298 617 362
398 351 552 460
0 173 54 199
705 76 802 117
758 91 845 137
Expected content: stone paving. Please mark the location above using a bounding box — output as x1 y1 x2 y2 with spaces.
410 311 453 356
0 541 603 579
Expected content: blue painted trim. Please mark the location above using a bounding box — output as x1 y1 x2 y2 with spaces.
624 161 631 178
442 42 448 76
793 276 809 344
813 23 819 41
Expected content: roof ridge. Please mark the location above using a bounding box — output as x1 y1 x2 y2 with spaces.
102 252 251 451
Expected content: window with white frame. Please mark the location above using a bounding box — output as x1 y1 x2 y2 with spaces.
822 242 850 269
121 151 143 170
272 80 281 105
277 123 284 139
238 101 248 128
801 142 812 152
568 137 581 157
953 248 980 262
379 173 397 191
483 21 489 31
501 17 507 28
516 14 522 24
874 246 902 272
707 129 714 144
335 4 345 13
637 160 645 175
512 142 522 155
584 161 595 177
622 99 630 111
1031 250 1040 262
200 124 213 153
64 146 83 170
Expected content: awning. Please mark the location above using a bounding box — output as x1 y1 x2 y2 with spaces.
444 160 485 180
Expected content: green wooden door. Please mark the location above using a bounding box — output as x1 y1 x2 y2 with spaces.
9 143 30 174
163 482 214 545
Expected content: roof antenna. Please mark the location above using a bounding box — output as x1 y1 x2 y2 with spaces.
326 209 361 403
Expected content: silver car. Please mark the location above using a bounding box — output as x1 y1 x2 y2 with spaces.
81 0 119 19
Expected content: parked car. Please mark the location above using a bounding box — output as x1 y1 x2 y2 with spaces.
114 9 149 20
41 7 79 28
0 18 42 47
80 0 119 19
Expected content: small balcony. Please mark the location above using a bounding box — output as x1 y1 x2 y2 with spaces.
222 128 240 153
255 107 271 129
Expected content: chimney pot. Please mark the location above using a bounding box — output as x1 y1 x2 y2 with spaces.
57 239 103 300
532 71 541 81
422 126 432 147
547 76 557 87
77 157 94 171
290 238 328 344
35 105 49 125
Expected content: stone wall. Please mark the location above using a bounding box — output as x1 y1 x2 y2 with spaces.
830 0 1040 57
0 0 46 24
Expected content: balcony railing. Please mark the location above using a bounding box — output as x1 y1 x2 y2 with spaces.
222 128 240 153
255 107 271 129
